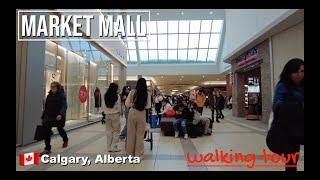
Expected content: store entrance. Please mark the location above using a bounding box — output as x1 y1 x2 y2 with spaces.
244 67 262 120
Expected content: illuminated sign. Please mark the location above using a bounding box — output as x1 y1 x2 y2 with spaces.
236 47 259 66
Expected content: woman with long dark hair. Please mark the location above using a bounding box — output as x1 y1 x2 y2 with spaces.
104 83 121 152
268 58 304 171
125 78 151 158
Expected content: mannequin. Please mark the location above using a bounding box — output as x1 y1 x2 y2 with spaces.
94 87 101 113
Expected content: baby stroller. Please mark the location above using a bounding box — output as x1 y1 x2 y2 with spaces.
101 111 106 124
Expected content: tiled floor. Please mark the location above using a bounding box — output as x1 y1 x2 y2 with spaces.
16 108 304 171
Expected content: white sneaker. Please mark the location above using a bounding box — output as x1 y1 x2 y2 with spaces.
175 131 179 138
184 134 188 139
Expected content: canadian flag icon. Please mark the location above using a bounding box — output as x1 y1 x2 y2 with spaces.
20 152 39 166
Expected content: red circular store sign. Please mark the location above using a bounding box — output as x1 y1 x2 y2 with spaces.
78 85 88 103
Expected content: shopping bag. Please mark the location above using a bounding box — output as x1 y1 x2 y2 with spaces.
34 125 45 141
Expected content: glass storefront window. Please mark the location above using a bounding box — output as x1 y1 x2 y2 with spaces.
44 37 118 122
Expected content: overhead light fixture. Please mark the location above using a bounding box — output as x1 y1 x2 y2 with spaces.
194 81 198 82
172 89 178 92
202 81 227 85
202 75 205 78
181 11 184 15
57 55 62 60
156 12 160 15
209 11 213 14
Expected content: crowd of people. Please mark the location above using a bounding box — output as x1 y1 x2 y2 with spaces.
39 80 229 158
38 58 303 171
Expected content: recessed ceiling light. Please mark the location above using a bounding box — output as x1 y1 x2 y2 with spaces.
156 13 160 15
209 11 213 14
181 11 184 15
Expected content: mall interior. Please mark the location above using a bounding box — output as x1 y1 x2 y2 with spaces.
16 9 304 171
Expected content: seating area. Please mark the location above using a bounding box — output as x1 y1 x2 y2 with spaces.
159 117 206 138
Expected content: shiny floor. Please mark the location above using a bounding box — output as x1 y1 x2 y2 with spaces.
16 108 304 171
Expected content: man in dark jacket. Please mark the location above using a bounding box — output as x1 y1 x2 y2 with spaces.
41 81 68 155
173 101 193 139
217 92 225 119
208 90 220 123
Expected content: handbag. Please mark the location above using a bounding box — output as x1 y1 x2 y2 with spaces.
164 109 176 117
34 125 45 141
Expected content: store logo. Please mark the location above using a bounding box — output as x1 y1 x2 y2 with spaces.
20 152 39 166
236 47 259 66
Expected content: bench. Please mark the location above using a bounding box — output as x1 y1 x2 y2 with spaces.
160 117 205 137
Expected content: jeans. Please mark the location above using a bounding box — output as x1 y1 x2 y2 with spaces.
42 119 68 151
217 108 224 118
173 118 187 135
120 107 130 138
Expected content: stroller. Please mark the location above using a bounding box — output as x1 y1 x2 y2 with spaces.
101 111 106 124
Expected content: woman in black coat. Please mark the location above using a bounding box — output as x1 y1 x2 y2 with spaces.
40 81 68 155
267 58 304 171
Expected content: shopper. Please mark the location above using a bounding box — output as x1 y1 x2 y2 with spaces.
162 99 173 113
125 78 151 158
119 86 130 140
40 81 68 155
192 103 211 136
154 91 164 125
104 83 121 152
195 90 206 115
173 101 193 139
267 58 304 171
217 91 225 119
208 90 220 123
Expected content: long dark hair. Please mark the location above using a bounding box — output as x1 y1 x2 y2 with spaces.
279 58 304 89
104 83 119 108
134 78 148 111
121 86 129 100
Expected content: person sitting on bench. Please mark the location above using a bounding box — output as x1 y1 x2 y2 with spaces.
191 103 212 136
173 101 193 139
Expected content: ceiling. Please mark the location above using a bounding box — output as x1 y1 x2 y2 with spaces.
152 73 228 95
117 9 226 65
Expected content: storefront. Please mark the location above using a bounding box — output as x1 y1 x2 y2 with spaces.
231 40 272 122
17 37 127 146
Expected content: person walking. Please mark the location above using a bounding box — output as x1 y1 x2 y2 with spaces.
125 78 151 159
104 83 121 152
195 90 206 115
208 90 220 123
40 81 68 155
267 58 304 171
217 91 225 119
119 86 130 140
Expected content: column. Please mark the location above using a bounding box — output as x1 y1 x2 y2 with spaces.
118 65 127 89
